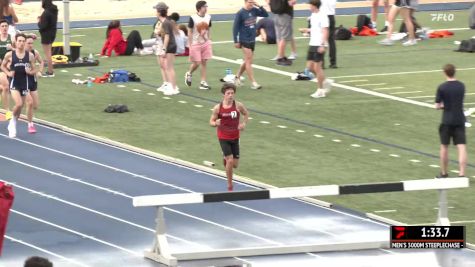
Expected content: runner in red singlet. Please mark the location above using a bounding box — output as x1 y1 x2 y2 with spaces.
210 83 249 191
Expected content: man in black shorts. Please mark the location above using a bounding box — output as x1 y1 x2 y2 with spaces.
435 64 466 178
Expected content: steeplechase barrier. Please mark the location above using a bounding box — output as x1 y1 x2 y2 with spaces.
133 177 469 266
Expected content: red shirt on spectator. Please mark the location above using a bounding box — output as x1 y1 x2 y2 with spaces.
101 28 127 56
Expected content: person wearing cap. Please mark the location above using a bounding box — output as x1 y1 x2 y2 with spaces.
153 2 179 96
184 0 212 90
233 0 268 90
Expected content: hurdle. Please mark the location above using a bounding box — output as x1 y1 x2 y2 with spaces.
133 177 469 266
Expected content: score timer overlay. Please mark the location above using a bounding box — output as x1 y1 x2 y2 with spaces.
390 226 465 249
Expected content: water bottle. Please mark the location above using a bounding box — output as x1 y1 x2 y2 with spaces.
225 68 232 76
87 77 93 88
88 53 94 62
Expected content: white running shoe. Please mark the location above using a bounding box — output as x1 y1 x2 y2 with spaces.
7 118 16 138
199 81 211 90
163 85 180 96
270 55 279 61
157 83 167 92
310 89 326 99
379 38 394 46
402 39 417 46
251 82 262 90
288 53 297 60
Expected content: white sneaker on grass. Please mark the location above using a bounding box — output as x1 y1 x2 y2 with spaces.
270 55 279 61
323 79 334 93
288 52 297 60
251 82 262 90
199 81 211 90
310 89 326 99
379 38 394 46
402 39 417 46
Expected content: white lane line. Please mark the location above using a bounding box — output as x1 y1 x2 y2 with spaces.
464 102 475 105
389 154 400 158
351 144 361 147
277 125 287 129
332 139 341 143
328 67 475 79
162 96 171 99
194 104 203 108
374 87 404 90
70 34 86 37
60 69 69 73
178 100 188 104
374 210 397 213
74 73 83 77
0 179 213 247
409 159 421 163
314 134 324 138
4 235 91 267
296 129 305 133
0 155 340 241
260 121 271 124
390 91 423 95
338 79 368 83
11 209 142 256
412 220 475 226
117 84 127 88
429 164 439 168
355 83 386 87
212 55 434 109
370 149 381 152
147 93 155 96
406 95 434 99
132 89 141 92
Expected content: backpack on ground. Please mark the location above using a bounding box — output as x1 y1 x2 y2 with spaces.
356 15 371 33
269 0 286 14
456 39 475 52
335 25 352 40
109 70 129 83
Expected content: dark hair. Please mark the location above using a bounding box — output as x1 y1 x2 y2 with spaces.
15 33 26 41
24 256 53 267
178 24 188 36
196 1 207 11
106 20 121 38
169 12 180 22
0 18 8 25
443 64 456 78
221 83 236 94
0 0 9 21
309 0 321 9
42 0 55 9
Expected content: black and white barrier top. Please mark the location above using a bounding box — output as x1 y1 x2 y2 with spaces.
133 178 469 207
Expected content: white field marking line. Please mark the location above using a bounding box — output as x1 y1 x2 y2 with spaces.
212 55 434 109
4 235 91 267
296 129 305 133
374 87 404 91
29 125 390 226
406 95 434 99
0 179 198 246
389 154 400 158
11 209 142 256
429 164 440 168
374 210 397 213
0 155 340 243
355 83 386 87
337 79 368 83
390 91 423 95
70 34 86 37
328 67 475 79
410 159 421 163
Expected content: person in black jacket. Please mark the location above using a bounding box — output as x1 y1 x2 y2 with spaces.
37 0 57 77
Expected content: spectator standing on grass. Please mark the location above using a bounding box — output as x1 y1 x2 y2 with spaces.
301 0 330 99
268 0 296 66
370 0 390 32
24 256 53 267
37 0 57 77
184 1 213 90
154 2 179 96
233 0 268 90
320 0 337 68
435 64 467 178
378 0 418 46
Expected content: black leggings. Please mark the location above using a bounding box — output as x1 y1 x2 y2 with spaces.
124 30 144 55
